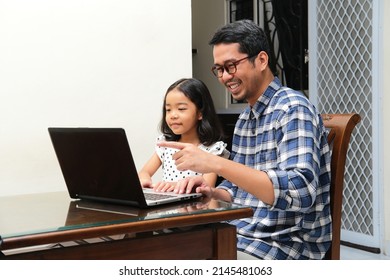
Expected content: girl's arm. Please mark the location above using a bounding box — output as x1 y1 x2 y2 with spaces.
138 152 161 188
202 172 218 188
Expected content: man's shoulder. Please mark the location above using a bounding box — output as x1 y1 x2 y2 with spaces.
271 87 312 107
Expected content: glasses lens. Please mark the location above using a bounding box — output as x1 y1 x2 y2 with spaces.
226 62 237 75
212 66 223 77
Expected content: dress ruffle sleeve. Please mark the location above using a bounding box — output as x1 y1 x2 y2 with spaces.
155 135 166 159
199 141 230 159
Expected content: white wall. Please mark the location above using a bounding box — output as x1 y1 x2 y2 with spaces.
192 0 247 114
192 0 227 112
0 0 192 196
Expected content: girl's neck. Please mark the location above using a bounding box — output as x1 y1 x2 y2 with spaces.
179 133 200 146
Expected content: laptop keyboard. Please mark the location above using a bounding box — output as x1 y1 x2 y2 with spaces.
144 192 176 201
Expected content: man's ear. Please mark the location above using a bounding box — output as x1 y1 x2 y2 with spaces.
254 51 269 71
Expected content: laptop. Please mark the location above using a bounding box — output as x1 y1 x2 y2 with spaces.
48 127 202 208
68 198 207 220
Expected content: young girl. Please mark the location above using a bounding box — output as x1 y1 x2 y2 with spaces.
138 78 229 191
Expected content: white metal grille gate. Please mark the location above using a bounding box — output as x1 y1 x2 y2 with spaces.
309 0 381 250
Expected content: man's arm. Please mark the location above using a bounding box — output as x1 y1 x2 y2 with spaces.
158 141 275 205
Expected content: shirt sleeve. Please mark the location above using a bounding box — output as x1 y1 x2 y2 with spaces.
265 104 328 212
216 179 236 200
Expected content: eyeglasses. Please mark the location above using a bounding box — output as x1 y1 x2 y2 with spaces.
211 54 256 78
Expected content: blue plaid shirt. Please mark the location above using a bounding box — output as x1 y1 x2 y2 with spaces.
218 77 332 260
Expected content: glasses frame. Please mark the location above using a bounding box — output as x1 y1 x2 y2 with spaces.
211 54 257 78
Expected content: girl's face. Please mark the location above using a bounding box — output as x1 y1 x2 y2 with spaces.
165 89 202 140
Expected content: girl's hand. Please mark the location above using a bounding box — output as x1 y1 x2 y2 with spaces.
140 178 153 188
152 181 176 192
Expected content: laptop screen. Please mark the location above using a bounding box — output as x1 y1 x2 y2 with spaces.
48 127 149 208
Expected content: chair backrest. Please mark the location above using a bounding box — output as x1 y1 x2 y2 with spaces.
321 113 361 260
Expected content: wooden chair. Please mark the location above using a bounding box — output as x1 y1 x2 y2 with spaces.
321 113 361 260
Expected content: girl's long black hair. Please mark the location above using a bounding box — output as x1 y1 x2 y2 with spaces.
160 78 225 146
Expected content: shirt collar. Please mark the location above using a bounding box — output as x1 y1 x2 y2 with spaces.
240 77 283 120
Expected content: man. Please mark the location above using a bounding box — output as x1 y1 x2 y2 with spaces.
157 19 332 260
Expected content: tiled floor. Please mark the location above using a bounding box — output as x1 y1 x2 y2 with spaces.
340 245 390 260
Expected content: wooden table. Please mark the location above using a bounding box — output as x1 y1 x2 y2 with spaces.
0 191 253 260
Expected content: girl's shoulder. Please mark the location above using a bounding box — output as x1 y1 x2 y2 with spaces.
155 134 180 153
155 135 169 158
156 134 166 142
199 141 230 159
